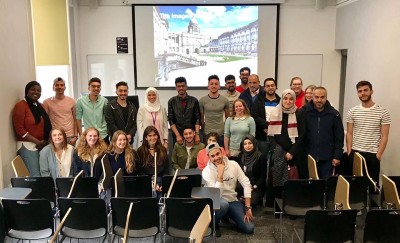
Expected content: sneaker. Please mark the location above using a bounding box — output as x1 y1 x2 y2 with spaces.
215 226 222 237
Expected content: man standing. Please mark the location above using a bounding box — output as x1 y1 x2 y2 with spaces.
346 81 390 185
76 77 109 142
222 74 240 115
304 87 344 179
199 75 230 146
202 143 255 237
105 81 137 144
171 124 205 171
168 77 201 145
251 78 280 158
43 77 78 146
239 74 265 111
236 67 251 93
290 76 305 108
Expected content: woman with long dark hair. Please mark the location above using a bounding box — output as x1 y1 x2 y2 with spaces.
136 126 169 193
12 81 52 176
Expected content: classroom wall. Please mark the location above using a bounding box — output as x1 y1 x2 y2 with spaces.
336 0 400 175
0 0 36 187
75 1 340 107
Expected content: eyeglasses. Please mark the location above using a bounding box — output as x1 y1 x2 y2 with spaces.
291 83 302 86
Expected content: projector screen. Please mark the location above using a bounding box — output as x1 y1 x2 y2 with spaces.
133 4 279 89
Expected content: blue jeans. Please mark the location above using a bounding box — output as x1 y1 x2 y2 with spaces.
216 198 255 234
17 144 40 177
257 138 270 161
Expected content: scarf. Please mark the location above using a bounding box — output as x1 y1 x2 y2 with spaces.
268 89 298 143
240 134 261 178
143 87 161 112
25 81 52 141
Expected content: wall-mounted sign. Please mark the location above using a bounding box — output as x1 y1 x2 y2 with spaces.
116 37 128 53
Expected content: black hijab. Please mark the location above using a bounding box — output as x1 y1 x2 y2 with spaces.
240 134 262 177
24 81 52 140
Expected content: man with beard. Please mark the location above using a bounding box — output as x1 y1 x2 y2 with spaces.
304 87 344 179
105 81 137 144
222 74 240 115
346 81 391 185
236 67 251 93
199 75 230 146
239 74 265 111
171 124 205 171
168 77 201 145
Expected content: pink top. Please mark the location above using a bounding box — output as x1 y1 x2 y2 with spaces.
196 147 226 171
43 96 76 137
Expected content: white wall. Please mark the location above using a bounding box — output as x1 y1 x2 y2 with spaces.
0 0 36 187
75 2 340 107
336 0 400 175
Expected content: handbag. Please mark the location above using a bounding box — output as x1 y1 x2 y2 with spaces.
288 165 299 179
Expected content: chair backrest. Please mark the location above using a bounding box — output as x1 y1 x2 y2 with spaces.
58 198 107 232
2 199 53 239
307 155 319 180
111 197 159 235
334 175 351 210
49 207 72 243
353 152 364 176
165 198 213 238
123 202 133 243
282 179 326 216
304 210 358 243
382 174 400 209
326 176 369 210
111 175 152 198
56 177 74 197
67 171 98 198
162 174 202 198
189 204 211 243
364 209 400 243
101 154 113 189
114 168 124 197
381 176 400 208
11 177 56 205
11 155 30 177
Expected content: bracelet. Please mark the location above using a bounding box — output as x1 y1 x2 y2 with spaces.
195 132 200 135
245 205 252 210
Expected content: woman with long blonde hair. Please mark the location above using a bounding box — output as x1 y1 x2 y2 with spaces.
94 130 138 181
72 127 108 177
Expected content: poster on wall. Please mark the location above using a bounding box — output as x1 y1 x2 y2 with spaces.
116 37 128 53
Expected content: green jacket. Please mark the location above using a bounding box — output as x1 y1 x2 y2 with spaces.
171 142 205 170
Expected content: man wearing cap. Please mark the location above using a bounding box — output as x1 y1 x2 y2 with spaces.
202 143 255 237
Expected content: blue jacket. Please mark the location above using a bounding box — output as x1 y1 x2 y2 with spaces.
239 86 266 111
304 101 344 161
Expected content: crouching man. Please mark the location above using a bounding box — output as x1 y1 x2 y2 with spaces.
202 143 255 237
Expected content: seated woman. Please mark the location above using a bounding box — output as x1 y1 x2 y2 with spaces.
39 128 74 180
136 126 169 193
171 124 204 171
237 135 267 207
197 132 226 171
94 130 139 182
72 127 108 177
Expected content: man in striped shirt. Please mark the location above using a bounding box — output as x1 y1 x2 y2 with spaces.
346 80 391 185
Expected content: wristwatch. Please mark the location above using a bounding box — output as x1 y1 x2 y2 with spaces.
245 205 252 211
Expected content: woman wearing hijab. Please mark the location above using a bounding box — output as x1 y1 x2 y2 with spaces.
137 87 169 149
238 134 267 207
268 89 306 189
12 81 52 176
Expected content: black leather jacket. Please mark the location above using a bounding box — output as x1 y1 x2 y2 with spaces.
168 94 200 133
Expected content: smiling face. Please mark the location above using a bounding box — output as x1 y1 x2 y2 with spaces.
282 93 295 109
147 90 157 103
116 85 128 101
264 80 276 95
208 148 223 166
357 85 373 103
115 134 127 150
305 87 314 102
225 79 236 92
290 78 303 95
27 85 41 102
51 129 64 145
313 88 327 111
86 129 99 147
240 70 250 84
207 136 218 145
243 139 254 152
53 81 66 95
248 75 260 93
145 131 158 147
208 79 220 94
234 100 245 116
88 81 101 96
183 128 195 144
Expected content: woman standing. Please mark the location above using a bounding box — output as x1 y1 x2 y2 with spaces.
137 87 169 149
94 130 139 181
12 81 52 176
72 127 108 177
237 135 267 207
136 126 169 193
268 89 306 188
304 84 316 105
39 128 74 180
224 99 255 159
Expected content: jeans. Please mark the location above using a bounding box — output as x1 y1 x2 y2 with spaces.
216 198 255 234
257 138 270 161
17 144 40 177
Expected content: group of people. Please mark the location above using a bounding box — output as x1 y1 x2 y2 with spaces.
11 66 391 236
